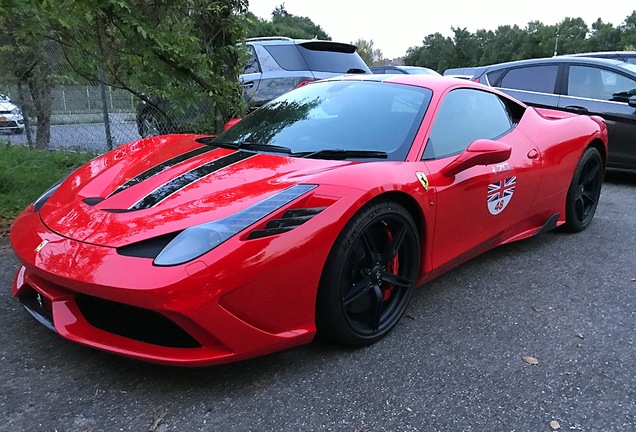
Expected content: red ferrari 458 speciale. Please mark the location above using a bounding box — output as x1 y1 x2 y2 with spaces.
10 75 608 366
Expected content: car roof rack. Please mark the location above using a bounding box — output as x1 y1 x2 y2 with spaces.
246 36 294 42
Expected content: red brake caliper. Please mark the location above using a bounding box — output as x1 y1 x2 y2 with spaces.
383 230 399 301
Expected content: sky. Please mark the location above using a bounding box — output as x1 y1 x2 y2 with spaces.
248 0 635 59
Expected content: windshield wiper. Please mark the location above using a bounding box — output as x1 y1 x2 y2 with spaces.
296 149 388 160
197 138 293 155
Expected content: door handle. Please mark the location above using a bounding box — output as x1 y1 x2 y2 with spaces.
242 82 255 89
564 105 589 114
527 149 539 159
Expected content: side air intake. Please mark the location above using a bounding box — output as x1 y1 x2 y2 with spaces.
247 207 326 240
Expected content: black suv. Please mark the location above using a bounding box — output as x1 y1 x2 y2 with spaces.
136 37 371 137
472 56 636 171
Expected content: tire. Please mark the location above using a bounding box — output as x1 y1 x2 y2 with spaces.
316 200 420 346
563 147 603 232
137 108 169 138
13 128 24 135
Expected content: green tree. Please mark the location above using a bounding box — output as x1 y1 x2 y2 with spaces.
352 39 383 65
246 4 330 40
0 0 56 149
554 17 590 55
452 27 481 69
480 25 527 64
619 11 636 48
405 10 636 71
405 33 455 73
1 0 250 140
519 21 558 59
587 19 622 52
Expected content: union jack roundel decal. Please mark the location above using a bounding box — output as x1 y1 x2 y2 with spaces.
487 176 516 215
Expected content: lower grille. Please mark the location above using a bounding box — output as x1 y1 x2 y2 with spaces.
75 294 201 348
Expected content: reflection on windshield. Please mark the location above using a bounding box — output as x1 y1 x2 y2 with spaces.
214 81 432 161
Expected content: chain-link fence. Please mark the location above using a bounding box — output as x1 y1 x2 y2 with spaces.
0 38 224 220
1 78 142 154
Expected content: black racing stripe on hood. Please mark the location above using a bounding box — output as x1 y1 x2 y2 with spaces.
129 151 254 211
108 146 217 198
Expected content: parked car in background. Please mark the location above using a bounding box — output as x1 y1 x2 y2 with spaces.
558 51 636 65
472 56 636 171
442 67 477 80
136 37 371 137
370 65 440 75
0 94 25 134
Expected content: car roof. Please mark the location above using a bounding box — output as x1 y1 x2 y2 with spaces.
559 51 636 57
471 56 636 78
246 36 357 51
482 55 628 70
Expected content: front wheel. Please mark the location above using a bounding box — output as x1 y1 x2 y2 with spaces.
563 146 603 232
316 200 420 346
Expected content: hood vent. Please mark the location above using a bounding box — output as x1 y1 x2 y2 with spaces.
247 207 326 240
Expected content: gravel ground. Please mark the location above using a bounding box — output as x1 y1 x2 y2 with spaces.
0 170 634 432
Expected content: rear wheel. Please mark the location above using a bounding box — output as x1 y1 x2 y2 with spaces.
316 200 420 346
563 147 603 232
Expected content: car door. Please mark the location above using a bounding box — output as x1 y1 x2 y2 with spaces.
420 88 542 270
558 63 636 169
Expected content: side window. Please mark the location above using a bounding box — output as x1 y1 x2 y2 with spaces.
499 65 559 94
423 89 514 160
244 45 260 74
568 65 636 102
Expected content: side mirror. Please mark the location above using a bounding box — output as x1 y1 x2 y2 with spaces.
441 139 512 177
223 118 242 130
628 95 636 109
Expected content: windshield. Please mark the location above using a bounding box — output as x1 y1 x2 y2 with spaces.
214 80 432 161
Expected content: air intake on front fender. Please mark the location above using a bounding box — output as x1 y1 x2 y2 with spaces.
247 207 326 239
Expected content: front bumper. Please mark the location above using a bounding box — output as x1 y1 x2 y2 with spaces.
10 209 320 366
0 117 24 132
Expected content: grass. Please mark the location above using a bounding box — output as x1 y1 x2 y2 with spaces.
0 143 96 219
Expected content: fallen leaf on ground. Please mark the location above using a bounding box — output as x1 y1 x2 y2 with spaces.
523 356 539 365
549 420 561 429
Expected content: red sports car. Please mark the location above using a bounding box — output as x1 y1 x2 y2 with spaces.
10 75 608 366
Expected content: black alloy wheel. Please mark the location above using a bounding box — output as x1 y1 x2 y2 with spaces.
563 146 604 232
316 200 420 346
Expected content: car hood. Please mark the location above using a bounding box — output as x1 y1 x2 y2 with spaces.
40 134 352 247
0 101 18 111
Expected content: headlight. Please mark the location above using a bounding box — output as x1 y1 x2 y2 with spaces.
33 176 68 212
154 184 317 266
11 107 21 116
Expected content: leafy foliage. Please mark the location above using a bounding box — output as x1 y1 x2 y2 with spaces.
405 10 636 72
244 4 330 40
352 39 383 65
0 0 250 138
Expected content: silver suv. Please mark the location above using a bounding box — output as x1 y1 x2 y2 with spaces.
136 37 370 137
241 37 371 108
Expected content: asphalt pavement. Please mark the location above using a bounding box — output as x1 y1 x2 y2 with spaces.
0 170 634 432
